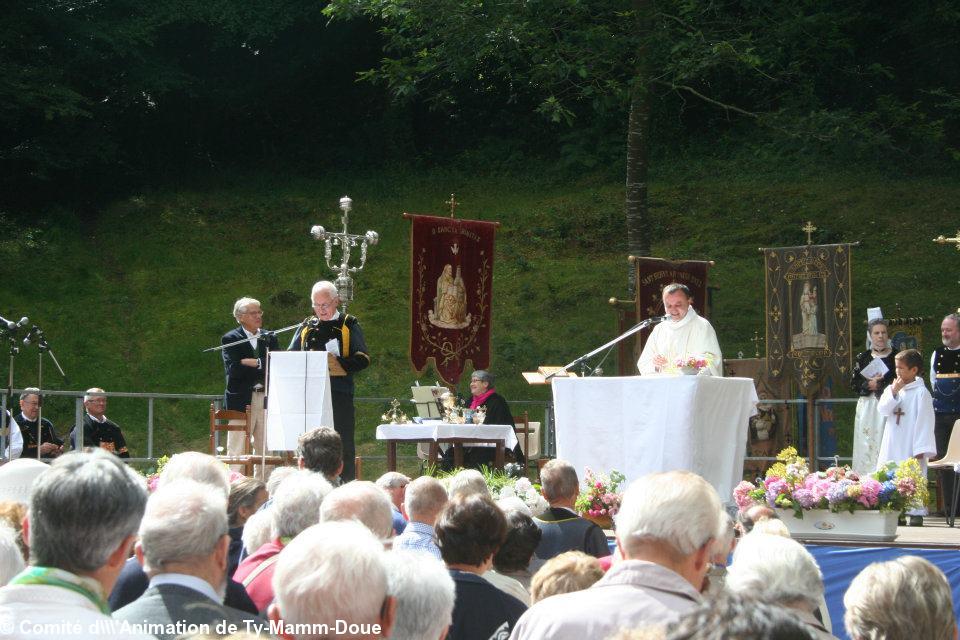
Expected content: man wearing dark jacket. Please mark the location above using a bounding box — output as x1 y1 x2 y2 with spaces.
288 280 370 481
221 297 280 411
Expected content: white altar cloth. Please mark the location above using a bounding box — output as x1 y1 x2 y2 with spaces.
552 375 758 502
376 423 518 450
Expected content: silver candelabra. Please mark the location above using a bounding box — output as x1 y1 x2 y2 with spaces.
310 196 379 312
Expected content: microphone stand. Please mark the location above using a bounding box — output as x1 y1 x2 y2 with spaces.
201 322 302 353
0 313 29 460
25 325 68 459
546 316 666 380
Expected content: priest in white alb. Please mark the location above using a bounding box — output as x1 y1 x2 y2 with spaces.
877 348 936 524
636 283 723 377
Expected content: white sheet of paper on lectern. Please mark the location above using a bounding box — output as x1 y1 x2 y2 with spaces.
266 351 334 451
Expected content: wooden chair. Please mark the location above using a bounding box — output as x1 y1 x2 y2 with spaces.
513 411 538 468
209 403 285 478
210 404 254 474
928 418 960 527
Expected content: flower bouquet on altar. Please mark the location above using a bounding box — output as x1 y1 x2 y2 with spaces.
733 447 928 519
575 468 626 529
673 354 713 375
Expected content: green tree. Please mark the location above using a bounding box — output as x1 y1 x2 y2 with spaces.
324 0 959 286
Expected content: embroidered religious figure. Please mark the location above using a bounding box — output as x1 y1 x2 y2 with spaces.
791 280 827 351
800 281 819 335
429 263 471 329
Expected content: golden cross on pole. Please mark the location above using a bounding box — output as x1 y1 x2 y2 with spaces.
446 194 460 218
751 330 763 358
802 221 817 245
933 230 960 252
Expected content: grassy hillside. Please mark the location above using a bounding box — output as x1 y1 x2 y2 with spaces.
3 163 958 470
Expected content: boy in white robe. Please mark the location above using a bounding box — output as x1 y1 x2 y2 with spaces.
637 283 723 377
877 349 936 524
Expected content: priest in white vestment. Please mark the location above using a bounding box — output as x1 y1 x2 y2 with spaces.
877 349 936 519
637 283 723 377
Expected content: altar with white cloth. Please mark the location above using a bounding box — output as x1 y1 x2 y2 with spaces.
376 423 518 471
552 375 758 502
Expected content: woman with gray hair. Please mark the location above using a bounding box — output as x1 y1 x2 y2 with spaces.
725 533 836 639
440 369 525 470
850 317 898 473
844 555 956 640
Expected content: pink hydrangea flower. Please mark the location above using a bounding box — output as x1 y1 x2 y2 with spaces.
859 478 881 508
734 481 758 511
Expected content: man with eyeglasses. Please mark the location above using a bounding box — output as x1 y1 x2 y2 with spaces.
289 280 370 481
15 387 63 459
221 297 281 411
70 388 131 457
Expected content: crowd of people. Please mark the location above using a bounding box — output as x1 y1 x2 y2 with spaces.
0 429 955 640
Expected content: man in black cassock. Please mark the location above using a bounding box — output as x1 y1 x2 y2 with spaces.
288 280 370 481
15 387 63 459
221 297 280 411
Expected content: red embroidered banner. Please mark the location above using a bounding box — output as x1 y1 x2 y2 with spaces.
408 214 497 385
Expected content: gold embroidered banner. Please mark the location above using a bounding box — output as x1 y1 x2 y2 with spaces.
408 214 497 385
763 244 854 394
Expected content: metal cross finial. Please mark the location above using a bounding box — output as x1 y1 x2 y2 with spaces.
934 230 960 252
446 194 459 218
751 330 763 358
802 221 817 245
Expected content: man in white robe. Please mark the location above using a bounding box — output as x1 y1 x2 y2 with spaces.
637 283 723 377
877 349 936 521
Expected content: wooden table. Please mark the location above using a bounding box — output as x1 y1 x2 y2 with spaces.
376 423 518 471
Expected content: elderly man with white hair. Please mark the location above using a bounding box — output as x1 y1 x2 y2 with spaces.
269 521 396 639
289 280 371 481
376 471 410 534
110 453 257 615
222 296 280 411
511 470 723 640
113 481 264 638
385 552 455 640
70 387 131 457
394 476 448 559
844 555 956 640
446 469 490 500
725 533 836 639
235 470 333 611
320 480 395 540
0 449 154 639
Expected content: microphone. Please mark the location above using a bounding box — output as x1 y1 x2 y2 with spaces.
650 314 669 324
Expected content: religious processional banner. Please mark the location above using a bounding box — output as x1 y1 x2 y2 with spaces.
632 256 712 357
408 214 497 385
762 244 854 395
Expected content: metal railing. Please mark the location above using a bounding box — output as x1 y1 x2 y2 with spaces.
1 388 553 465
2 387 860 469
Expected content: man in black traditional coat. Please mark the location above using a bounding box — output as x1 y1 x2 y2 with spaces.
15 387 63 459
70 388 130 458
288 280 370 481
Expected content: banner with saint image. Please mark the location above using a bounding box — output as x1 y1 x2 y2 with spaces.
763 243 854 394
408 214 497 385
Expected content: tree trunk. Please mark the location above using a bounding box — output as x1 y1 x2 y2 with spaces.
625 0 651 295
